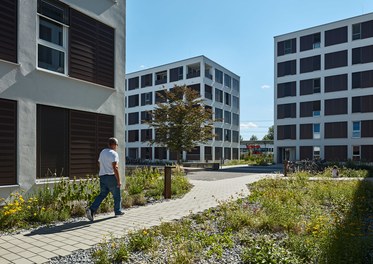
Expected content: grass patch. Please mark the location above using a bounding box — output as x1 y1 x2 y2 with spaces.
93 174 373 263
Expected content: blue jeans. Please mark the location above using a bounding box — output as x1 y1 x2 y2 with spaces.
90 175 122 215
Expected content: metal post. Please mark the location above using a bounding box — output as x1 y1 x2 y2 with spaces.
164 166 172 199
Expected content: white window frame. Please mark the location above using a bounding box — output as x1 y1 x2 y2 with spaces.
352 121 361 138
352 145 361 161
313 146 320 160
37 12 69 75
313 123 320 139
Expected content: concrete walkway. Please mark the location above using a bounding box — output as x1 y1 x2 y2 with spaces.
0 173 268 264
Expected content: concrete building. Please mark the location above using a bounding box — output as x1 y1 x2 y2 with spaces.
274 13 373 163
0 0 126 198
125 56 240 163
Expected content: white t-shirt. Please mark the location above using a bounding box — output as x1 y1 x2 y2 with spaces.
98 148 119 176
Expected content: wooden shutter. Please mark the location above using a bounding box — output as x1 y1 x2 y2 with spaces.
300 146 313 160
0 99 17 185
69 111 114 178
0 0 17 63
69 9 114 88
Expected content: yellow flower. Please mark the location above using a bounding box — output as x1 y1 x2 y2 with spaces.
33 213 36 216
41 207 45 211
4 206 8 210
27 206 31 209
143 230 148 235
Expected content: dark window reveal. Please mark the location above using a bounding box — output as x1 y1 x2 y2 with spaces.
325 50 347 69
325 74 347 93
277 60 296 77
325 26 347 46
0 0 18 63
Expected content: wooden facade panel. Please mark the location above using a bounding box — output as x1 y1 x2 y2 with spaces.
0 0 17 63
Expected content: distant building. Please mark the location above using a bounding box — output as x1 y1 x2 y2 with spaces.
274 12 373 163
125 56 240 162
240 140 274 156
0 0 126 197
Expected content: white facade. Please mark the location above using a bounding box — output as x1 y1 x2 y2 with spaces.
0 0 126 198
274 13 373 163
125 56 240 163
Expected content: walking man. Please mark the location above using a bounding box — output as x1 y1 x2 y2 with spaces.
86 137 124 221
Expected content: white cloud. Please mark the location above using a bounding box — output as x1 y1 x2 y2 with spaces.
261 84 271 89
240 122 258 129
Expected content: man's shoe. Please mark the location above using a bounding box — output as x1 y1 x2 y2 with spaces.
115 212 125 217
86 207 94 222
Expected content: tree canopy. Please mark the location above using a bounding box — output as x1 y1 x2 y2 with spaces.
146 85 214 162
262 125 274 140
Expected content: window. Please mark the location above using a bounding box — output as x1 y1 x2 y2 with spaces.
205 85 213 100
352 45 373 64
352 70 373 89
313 124 320 139
232 131 239 143
155 70 167 85
232 113 239 126
325 145 347 162
0 0 18 63
170 66 183 82
69 7 115 87
215 108 223 121
155 90 167 103
224 74 231 88
224 129 231 142
277 38 296 56
187 63 200 79
300 124 312 139
128 112 139 125
300 33 321 51
37 0 69 74
215 69 223 84
300 78 320 96
352 146 361 161
325 50 347 69
128 94 139 108
224 111 231 124
352 23 361 40
300 55 320 73
215 128 223 141
232 96 239 110
353 121 361 138
141 74 152 87
141 111 152 123
325 74 347 93
225 92 231 106
141 92 153 106
215 89 223 103
141 129 152 142
155 147 167 160
205 64 213 79
352 20 373 40
188 84 200 97
128 77 139 90
325 122 347 139
141 147 152 160
352 95 373 113
205 146 212 161
186 147 200 161
313 146 320 160
300 100 320 117
277 81 296 98
233 78 239 92
0 99 17 185
37 105 114 178
128 130 139 142
325 26 347 46
277 103 296 119
38 0 115 86
277 125 296 140
277 60 296 77
324 98 347 116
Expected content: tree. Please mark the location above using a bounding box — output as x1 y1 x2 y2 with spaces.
262 125 274 140
146 85 214 163
250 135 258 141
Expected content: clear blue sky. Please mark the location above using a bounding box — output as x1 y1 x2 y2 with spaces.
126 0 373 140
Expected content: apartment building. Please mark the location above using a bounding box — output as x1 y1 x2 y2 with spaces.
125 56 240 163
274 13 373 163
0 0 126 198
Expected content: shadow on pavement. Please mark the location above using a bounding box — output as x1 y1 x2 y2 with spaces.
24 216 116 236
